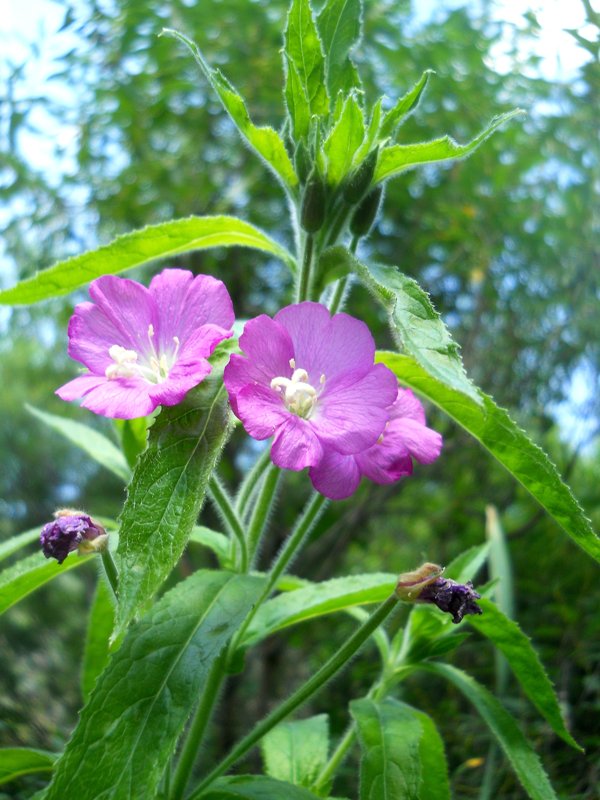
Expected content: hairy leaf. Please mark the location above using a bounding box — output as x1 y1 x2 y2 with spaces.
46 571 265 800
378 352 600 564
444 543 490 583
0 216 292 306
189 525 232 567
164 30 298 190
285 0 329 130
261 715 329 789
243 573 396 646
115 364 232 638
351 697 422 800
349 252 481 402
0 551 91 616
469 599 580 749
374 110 524 182
0 749 56 787
81 577 115 701
27 405 130 482
285 56 311 141
323 93 365 185
317 0 362 100
422 663 558 800
202 775 325 799
412 707 451 800
379 71 434 140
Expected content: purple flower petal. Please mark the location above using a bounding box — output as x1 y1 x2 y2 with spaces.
89 275 157 358
309 449 361 500
311 364 398 454
148 360 212 406
67 302 133 373
149 270 234 352
389 388 426 424
235 384 289 439
270 416 324 470
391 418 443 464
275 302 375 380
78 376 156 419
56 374 109 402
224 316 294 414
356 441 413 484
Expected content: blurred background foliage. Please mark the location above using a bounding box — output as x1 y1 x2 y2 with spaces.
1 0 598 797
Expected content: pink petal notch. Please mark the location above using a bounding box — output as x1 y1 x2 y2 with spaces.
224 302 441 499
56 269 234 419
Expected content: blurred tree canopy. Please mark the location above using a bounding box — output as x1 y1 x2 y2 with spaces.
1 0 598 797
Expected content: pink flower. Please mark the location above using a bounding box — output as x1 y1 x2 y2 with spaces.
224 302 398 478
57 269 234 419
309 388 443 499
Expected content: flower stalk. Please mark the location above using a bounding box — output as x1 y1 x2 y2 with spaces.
189 593 399 798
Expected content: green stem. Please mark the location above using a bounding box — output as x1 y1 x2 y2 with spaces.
328 277 349 314
208 475 248 572
235 448 271 521
314 722 355 793
296 234 315 302
170 655 226 800
100 548 119 597
189 594 399 798
233 492 328 651
247 464 281 565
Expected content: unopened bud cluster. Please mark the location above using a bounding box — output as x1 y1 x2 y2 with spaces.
396 562 482 624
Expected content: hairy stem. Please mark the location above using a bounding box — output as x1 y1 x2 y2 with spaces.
296 233 315 303
247 463 282 565
208 475 248 572
189 594 399 797
235 448 271 521
100 548 119 598
169 655 225 800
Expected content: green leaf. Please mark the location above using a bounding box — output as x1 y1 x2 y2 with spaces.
27 405 130 483
189 525 232 567
0 551 91 616
115 366 232 639
81 577 115 702
444 542 490 583
0 748 56 786
351 697 422 800
349 252 481 403
0 216 293 306
355 98 382 163
317 0 362 100
261 715 329 789
114 417 148 469
422 663 558 800
285 56 311 142
201 775 325 799
285 0 329 129
46 571 265 800
485 505 514 619
0 528 41 564
379 71 434 140
468 599 580 749
374 110 524 183
412 707 451 800
163 30 298 190
377 352 600 564
242 573 396 647
323 93 365 185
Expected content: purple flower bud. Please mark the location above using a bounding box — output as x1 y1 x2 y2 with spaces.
40 511 106 564
417 577 482 624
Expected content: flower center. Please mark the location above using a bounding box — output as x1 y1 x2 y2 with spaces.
270 358 325 419
105 325 180 384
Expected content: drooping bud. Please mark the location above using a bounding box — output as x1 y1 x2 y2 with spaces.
350 185 383 238
417 577 482 624
343 148 379 205
396 562 482 624
300 170 327 233
40 510 107 564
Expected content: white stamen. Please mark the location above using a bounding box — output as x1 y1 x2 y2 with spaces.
106 345 139 379
270 362 324 419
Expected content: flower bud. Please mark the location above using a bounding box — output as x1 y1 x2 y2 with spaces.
343 148 379 205
396 562 482 624
294 141 311 184
40 510 107 564
300 170 327 233
349 186 383 238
